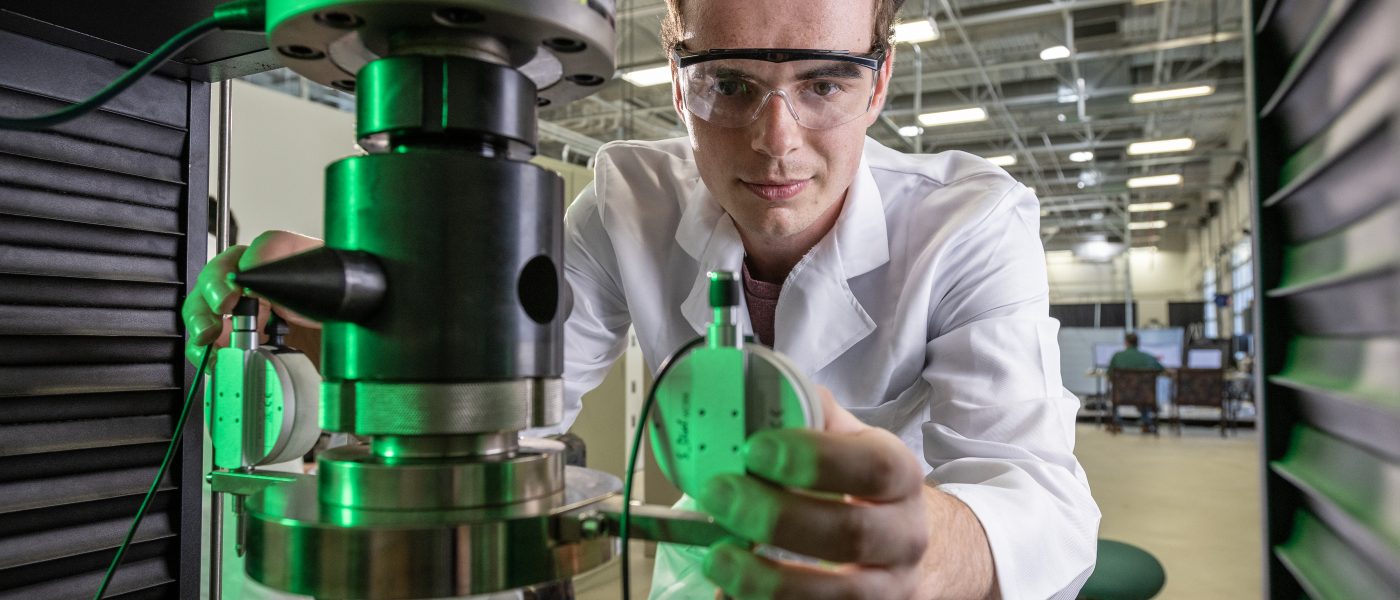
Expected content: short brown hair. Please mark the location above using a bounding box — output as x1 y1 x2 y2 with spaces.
660 0 899 56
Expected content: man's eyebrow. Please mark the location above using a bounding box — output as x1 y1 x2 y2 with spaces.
796 63 864 80
713 66 757 80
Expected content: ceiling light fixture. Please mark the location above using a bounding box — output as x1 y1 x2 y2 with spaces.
917 107 988 127
1129 201 1175 212
1127 174 1183 188
1127 138 1196 155
1039 45 1071 61
894 20 940 44
1068 151 1094 163
985 154 1017 166
1129 220 1168 230
620 65 672 87
898 125 923 137
1130 85 1214 103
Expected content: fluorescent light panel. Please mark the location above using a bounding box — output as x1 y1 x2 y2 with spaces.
918 107 987 127
985 154 1017 166
894 20 940 43
1039 45 1071 61
1130 85 1214 103
620 65 672 87
1127 173 1183 188
1129 201 1175 212
1129 220 1168 230
1128 138 1196 155
1068 151 1094 163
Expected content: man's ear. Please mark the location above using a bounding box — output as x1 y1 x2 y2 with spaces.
867 45 896 125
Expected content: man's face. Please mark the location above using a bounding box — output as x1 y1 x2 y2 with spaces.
672 0 893 244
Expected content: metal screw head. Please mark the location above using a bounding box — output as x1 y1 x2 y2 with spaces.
544 37 586 53
314 11 364 29
566 73 605 86
278 45 325 60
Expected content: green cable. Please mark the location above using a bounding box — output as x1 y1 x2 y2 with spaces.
620 336 705 600
0 0 265 131
94 345 213 600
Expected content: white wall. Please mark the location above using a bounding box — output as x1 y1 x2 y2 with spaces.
1046 245 1201 324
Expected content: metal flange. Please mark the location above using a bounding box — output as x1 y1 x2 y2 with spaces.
265 0 616 107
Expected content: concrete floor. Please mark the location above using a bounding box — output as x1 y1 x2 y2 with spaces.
1077 423 1263 599
578 424 1264 600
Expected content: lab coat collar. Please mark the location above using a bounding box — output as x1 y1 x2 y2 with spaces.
676 148 886 375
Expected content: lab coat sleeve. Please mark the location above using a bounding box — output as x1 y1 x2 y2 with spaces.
527 181 633 436
922 183 1100 599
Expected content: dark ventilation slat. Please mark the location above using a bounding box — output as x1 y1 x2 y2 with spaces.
0 244 181 283
0 489 174 539
1274 510 1398 599
0 87 187 157
1265 72 1394 208
0 543 175 599
0 31 188 128
0 510 174 571
0 417 171 458
1270 427 1400 573
0 184 182 234
0 274 180 310
0 214 182 256
1260 0 1396 127
0 465 175 514
0 305 179 337
0 390 179 425
0 336 180 366
0 131 183 183
0 364 178 397
0 154 183 210
0 442 169 483
1269 204 1400 297
1260 0 1336 55
1280 271 1400 337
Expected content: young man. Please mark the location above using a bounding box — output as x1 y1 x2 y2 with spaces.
185 0 1099 597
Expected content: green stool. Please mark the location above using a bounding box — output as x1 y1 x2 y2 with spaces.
1078 539 1166 600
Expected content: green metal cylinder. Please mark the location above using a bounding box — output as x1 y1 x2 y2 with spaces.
321 149 565 384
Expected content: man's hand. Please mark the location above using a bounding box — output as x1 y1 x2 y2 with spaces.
181 230 323 364
697 390 998 600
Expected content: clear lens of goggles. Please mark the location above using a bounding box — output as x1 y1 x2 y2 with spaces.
679 58 878 130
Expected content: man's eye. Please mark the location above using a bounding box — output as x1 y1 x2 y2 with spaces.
810 81 843 97
713 79 747 96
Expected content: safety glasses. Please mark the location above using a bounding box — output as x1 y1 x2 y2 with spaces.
673 47 886 130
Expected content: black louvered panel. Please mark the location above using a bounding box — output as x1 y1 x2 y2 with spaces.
0 27 207 599
1250 0 1400 597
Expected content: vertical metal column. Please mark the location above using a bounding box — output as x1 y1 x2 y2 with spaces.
1122 194 1135 331
208 79 233 600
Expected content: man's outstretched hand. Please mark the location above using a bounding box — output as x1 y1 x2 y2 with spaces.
697 390 998 600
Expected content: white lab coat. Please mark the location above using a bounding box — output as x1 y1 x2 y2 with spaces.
553 136 1100 599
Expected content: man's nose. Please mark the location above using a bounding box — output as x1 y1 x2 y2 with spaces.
750 92 802 158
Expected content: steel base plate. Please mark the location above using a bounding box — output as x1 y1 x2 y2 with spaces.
245 466 622 599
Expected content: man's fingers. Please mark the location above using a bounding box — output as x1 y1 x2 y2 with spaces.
817 387 865 434
743 428 924 501
197 245 248 316
698 475 927 566
703 540 914 600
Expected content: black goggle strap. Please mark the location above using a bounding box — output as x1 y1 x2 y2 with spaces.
672 47 885 71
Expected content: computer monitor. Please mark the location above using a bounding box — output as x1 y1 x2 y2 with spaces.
1093 342 1120 368
1187 348 1224 369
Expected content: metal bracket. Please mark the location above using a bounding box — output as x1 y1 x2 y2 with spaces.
207 470 299 497
563 495 730 548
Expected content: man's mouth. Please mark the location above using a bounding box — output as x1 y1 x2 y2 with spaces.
741 179 811 201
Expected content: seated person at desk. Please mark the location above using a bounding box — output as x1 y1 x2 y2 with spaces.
1109 333 1165 433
